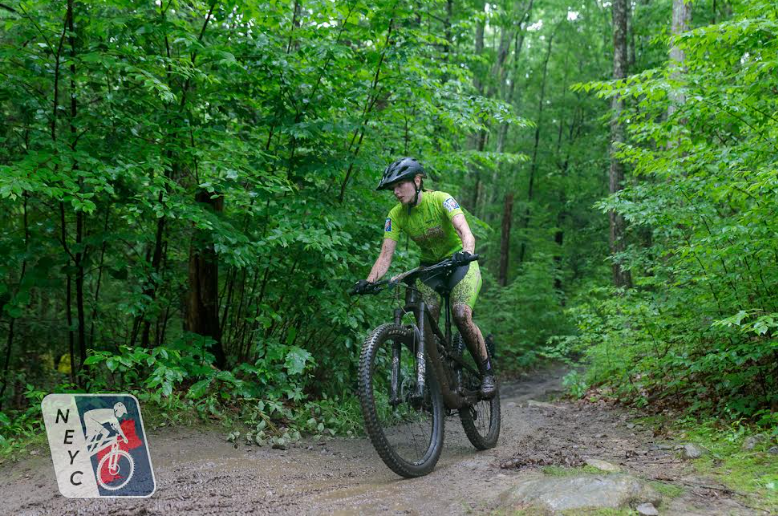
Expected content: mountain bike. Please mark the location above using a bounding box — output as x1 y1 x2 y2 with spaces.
350 255 500 477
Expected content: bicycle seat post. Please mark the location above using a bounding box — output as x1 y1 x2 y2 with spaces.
444 294 451 347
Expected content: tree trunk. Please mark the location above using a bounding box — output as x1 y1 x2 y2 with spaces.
668 0 692 119
472 0 485 93
137 1 219 347
442 0 453 82
50 1 76 383
187 190 227 368
0 195 29 409
496 0 534 155
67 0 87 373
61 203 76 382
627 0 635 70
337 17 395 203
498 193 514 286
139 205 166 348
554 207 566 304
488 0 534 269
475 23 515 217
286 0 301 54
468 0 487 212
89 207 110 348
518 28 555 264
608 0 633 288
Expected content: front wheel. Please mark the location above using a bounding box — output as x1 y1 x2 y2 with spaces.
454 333 501 450
358 323 445 478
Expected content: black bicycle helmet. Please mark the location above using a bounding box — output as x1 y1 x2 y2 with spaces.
376 157 426 190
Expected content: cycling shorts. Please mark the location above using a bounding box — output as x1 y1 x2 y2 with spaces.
416 261 482 309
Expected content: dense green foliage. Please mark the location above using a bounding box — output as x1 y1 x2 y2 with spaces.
0 0 539 440
0 0 775 447
570 0 777 423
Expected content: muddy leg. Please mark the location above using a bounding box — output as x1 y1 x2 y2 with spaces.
416 280 441 343
452 303 489 367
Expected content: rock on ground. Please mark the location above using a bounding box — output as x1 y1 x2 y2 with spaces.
741 434 766 451
499 474 660 512
682 443 705 459
637 502 660 515
585 458 622 473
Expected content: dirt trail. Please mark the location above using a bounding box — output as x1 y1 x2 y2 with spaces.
1 366 761 515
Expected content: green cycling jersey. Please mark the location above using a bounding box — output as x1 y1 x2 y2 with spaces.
383 190 464 264
382 190 482 309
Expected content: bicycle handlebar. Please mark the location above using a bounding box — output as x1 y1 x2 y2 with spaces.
349 280 388 296
349 254 480 296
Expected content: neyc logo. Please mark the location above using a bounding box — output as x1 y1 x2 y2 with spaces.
41 394 156 498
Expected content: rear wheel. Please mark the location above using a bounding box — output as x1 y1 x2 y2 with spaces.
358 323 444 478
454 333 501 450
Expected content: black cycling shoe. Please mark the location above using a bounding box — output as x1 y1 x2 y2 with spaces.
480 374 496 399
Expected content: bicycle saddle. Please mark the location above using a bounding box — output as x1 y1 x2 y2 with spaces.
419 263 470 297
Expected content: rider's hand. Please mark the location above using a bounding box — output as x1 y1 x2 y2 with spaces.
451 251 473 266
352 279 372 294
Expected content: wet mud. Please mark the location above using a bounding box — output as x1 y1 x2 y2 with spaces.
1 366 760 515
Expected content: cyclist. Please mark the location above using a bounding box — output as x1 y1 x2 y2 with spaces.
354 157 495 397
84 402 129 454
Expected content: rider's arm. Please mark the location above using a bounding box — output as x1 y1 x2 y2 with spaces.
367 238 397 282
452 213 475 254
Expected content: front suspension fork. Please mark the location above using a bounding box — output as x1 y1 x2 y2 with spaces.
390 338 401 406
414 300 427 399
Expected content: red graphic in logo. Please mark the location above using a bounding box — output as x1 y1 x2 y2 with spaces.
96 419 142 485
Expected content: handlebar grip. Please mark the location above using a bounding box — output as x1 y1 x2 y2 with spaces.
452 253 480 266
349 280 388 296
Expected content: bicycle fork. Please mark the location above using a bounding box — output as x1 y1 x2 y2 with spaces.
414 300 427 400
388 302 428 405
108 442 120 474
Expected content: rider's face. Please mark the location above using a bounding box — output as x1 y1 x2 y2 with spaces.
392 178 419 205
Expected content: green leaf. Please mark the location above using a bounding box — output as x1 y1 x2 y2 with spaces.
284 347 313 376
188 378 213 399
82 355 105 366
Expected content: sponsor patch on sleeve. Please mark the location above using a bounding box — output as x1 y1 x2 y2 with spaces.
443 197 460 212
384 218 392 232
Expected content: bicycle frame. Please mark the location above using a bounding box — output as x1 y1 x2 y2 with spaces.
391 272 481 411
88 432 118 456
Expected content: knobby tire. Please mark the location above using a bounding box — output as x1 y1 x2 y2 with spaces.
454 333 501 450
358 323 444 478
